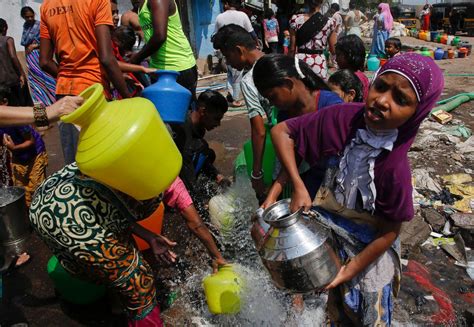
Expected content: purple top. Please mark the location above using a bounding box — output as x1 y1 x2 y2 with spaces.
285 53 444 222
0 126 45 164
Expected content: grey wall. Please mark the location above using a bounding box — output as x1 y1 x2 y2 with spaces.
2 0 42 50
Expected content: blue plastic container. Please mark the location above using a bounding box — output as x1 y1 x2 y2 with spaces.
430 31 439 42
367 55 380 72
434 48 444 60
141 70 192 124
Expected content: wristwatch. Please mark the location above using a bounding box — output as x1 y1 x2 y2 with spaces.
33 103 49 127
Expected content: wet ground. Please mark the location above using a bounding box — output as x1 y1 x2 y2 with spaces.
1 35 474 326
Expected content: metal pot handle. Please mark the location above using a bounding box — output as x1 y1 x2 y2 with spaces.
304 209 332 230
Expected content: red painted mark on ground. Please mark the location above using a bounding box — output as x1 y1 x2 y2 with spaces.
403 260 456 325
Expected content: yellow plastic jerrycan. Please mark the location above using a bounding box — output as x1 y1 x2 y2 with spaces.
203 265 243 314
61 84 182 200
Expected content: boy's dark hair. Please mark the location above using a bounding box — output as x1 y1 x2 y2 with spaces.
226 0 241 8
264 9 274 20
328 69 363 103
349 1 356 10
113 26 136 52
20 6 35 18
335 34 366 72
264 8 275 19
385 37 402 50
198 90 228 115
306 0 323 11
0 19 7 33
253 54 329 94
331 3 340 12
212 24 256 51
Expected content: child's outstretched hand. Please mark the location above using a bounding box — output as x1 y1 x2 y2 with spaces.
3 134 15 151
148 234 177 265
212 256 228 273
142 67 158 74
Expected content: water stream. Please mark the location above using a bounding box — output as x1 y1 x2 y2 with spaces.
163 170 327 326
0 145 11 187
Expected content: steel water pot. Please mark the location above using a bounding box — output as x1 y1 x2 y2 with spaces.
0 187 30 255
257 199 341 293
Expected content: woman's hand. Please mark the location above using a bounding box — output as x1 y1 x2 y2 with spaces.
212 256 228 273
19 75 26 88
290 186 311 213
26 43 37 54
148 234 177 265
260 194 278 210
46 96 83 122
325 264 354 290
3 134 15 150
142 67 157 74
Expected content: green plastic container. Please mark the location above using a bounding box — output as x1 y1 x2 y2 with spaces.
243 125 276 186
243 107 278 186
47 256 106 304
452 36 461 46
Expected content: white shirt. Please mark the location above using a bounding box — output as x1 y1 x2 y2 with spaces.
214 9 254 33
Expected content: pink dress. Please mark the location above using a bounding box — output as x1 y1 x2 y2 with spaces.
290 14 336 79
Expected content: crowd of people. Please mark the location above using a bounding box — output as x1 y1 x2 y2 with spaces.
0 0 447 326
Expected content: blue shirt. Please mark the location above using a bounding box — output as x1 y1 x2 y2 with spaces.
0 126 45 164
277 90 343 121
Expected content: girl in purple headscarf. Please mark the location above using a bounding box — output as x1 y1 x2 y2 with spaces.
269 53 443 325
370 3 393 57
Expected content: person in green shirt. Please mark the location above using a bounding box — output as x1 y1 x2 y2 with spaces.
130 0 197 102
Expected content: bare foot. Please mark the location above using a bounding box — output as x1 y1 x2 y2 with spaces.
230 100 244 107
15 252 30 267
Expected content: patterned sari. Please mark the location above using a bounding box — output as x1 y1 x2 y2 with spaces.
29 164 163 325
22 20 56 105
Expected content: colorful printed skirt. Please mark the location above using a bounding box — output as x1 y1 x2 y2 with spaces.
26 49 56 106
29 164 162 324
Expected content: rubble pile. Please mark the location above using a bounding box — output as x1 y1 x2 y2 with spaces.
360 21 408 39
396 115 474 325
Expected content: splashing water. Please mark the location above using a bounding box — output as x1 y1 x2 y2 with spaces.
0 145 11 187
164 170 328 326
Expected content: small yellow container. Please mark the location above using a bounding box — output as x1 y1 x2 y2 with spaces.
61 84 182 200
202 265 242 314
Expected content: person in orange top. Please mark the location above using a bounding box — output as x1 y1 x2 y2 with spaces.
39 0 130 164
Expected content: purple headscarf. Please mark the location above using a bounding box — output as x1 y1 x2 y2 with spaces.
285 53 443 222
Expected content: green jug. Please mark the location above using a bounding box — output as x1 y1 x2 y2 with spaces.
452 36 461 46
243 107 278 186
421 47 431 57
203 265 243 314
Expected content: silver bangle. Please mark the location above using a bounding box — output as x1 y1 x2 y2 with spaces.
251 170 264 180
